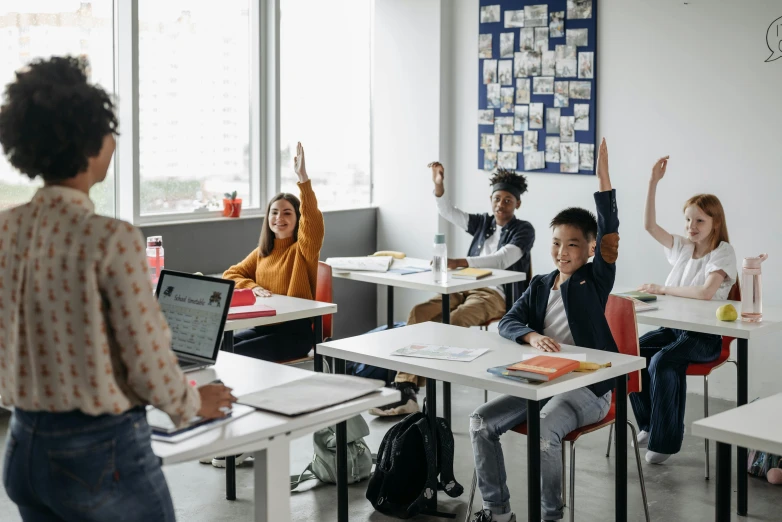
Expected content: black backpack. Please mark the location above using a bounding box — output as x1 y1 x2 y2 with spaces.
366 410 464 519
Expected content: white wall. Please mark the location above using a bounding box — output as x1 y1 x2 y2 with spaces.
372 0 448 324
440 0 782 400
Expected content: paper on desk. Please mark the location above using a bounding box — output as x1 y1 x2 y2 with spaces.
326 256 393 273
392 344 489 362
391 257 432 270
238 374 385 416
149 404 255 443
520 353 586 361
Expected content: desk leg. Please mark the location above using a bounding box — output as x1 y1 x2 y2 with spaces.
226 456 236 500
527 399 541 522
335 358 349 522
737 338 748 516
425 377 439 507
441 294 451 427
504 283 513 312
716 442 732 522
387 286 394 330
254 438 291 522
615 376 628 522
314 316 323 373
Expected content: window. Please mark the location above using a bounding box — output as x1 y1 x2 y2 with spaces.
279 0 371 210
137 1 253 217
0 0 115 216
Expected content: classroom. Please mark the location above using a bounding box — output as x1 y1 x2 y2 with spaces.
0 1 781 521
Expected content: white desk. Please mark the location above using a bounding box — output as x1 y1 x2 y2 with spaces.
318 322 645 522
332 261 526 423
618 290 782 516
692 393 782 522
153 352 400 522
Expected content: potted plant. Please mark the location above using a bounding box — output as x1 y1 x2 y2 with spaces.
222 191 242 218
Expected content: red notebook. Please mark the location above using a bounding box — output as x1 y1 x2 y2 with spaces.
505 355 580 382
227 303 276 320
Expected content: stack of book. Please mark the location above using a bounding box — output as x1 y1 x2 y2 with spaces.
487 355 581 383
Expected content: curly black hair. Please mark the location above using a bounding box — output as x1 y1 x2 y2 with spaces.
550 207 598 241
0 56 118 182
489 168 528 197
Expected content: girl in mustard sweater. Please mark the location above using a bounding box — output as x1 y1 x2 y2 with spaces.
223 142 325 361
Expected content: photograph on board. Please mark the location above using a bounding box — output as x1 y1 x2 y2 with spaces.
504 9 525 28
494 116 514 134
498 60 513 85
560 115 575 142
503 134 523 152
483 59 497 84
529 103 544 129
567 0 592 20
533 76 554 95
517 50 542 77
566 28 588 47
514 104 529 131
550 11 565 37
487 83 501 108
478 110 495 126
519 28 535 51
523 130 539 154
534 27 549 53
554 81 569 107
560 142 579 173
579 143 595 171
578 52 594 79
515 78 531 103
542 50 556 76
569 81 592 99
498 151 518 170
574 103 589 130
481 133 500 151
479 34 493 59
555 44 577 77
500 87 514 113
484 151 498 171
524 151 546 170
546 136 561 162
500 32 515 58
481 5 500 24
524 4 548 27
546 107 561 134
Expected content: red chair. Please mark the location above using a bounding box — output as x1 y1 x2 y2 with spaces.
465 295 650 522
278 261 334 366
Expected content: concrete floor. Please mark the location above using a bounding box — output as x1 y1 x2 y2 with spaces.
0 381 780 522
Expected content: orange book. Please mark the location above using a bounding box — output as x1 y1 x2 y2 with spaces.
505 355 580 382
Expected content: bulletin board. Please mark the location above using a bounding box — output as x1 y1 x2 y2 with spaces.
478 0 597 175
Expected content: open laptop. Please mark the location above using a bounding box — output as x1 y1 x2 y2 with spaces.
155 270 235 372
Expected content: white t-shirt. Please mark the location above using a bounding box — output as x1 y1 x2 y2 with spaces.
664 235 738 301
542 288 575 346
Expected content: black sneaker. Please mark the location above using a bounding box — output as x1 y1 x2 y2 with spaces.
470 510 516 522
369 382 419 416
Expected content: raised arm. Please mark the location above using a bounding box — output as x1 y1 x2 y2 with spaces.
430 161 469 231
645 156 674 249
294 142 325 260
591 138 620 298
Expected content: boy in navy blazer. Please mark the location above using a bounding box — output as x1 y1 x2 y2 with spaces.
468 139 619 522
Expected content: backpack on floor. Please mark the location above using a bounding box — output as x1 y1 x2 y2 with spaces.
290 414 373 490
365 408 464 519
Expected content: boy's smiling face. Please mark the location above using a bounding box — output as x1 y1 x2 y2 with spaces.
550 224 595 276
489 189 521 227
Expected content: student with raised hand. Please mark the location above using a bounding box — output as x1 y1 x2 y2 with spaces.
370 164 535 417
630 156 737 465
222 142 325 362
0 56 236 522
468 139 617 522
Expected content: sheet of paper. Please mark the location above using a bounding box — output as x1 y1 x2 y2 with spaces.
325 256 392 273
521 352 586 362
391 344 489 362
391 257 432 270
149 404 255 443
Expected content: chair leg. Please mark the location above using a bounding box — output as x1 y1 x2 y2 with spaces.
627 421 651 522
704 375 710 480
606 423 614 458
484 389 488 403
569 441 576 522
561 443 567 507
464 469 478 522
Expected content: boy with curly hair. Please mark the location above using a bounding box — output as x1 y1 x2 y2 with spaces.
371 164 535 416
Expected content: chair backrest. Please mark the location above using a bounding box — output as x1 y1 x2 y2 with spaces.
316 261 333 339
605 295 641 394
728 279 741 302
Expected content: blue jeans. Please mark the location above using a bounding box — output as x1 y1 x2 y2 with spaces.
470 388 612 520
3 407 176 522
629 327 721 454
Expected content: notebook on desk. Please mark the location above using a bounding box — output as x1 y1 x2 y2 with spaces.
613 291 657 302
227 302 276 320
147 404 255 443
451 267 493 280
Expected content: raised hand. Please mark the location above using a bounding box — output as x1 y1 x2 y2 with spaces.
650 156 669 184
293 142 308 183
428 161 445 197
596 137 611 191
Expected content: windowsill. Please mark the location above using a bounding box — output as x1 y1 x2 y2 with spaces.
136 206 376 227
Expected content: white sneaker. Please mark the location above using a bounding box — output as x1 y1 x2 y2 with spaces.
632 430 649 449
198 456 214 464
211 454 253 468
645 450 671 464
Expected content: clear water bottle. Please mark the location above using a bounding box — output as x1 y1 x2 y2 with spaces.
433 233 448 284
146 236 165 287
741 254 767 323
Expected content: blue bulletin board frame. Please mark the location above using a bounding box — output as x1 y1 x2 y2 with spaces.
478 0 597 175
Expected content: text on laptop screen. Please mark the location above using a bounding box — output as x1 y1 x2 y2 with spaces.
157 273 231 359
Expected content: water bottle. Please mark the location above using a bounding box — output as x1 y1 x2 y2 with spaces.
741 254 768 323
146 236 165 286
433 233 448 284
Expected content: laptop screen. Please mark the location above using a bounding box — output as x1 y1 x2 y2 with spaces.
155 270 235 362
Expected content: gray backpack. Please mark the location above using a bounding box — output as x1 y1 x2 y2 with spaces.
290 414 373 489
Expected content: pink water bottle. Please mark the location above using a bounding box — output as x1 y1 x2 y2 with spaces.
741 254 768 323
146 236 165 286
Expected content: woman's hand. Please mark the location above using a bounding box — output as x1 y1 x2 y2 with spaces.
252 286 272 298
526 332 561 353
428 161 445 197
294 142 308 183
197 384 237 419
650 156 669 184
637 283 666 295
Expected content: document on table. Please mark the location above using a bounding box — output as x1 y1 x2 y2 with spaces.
325 256 393 273
237 374 385 416
520 353 586 362
391 257 432 270
148 404 256 443
391 343 489 362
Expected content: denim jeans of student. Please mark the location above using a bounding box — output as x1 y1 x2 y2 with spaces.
470 388 612 521
629 327 721 454
3 407 176 522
